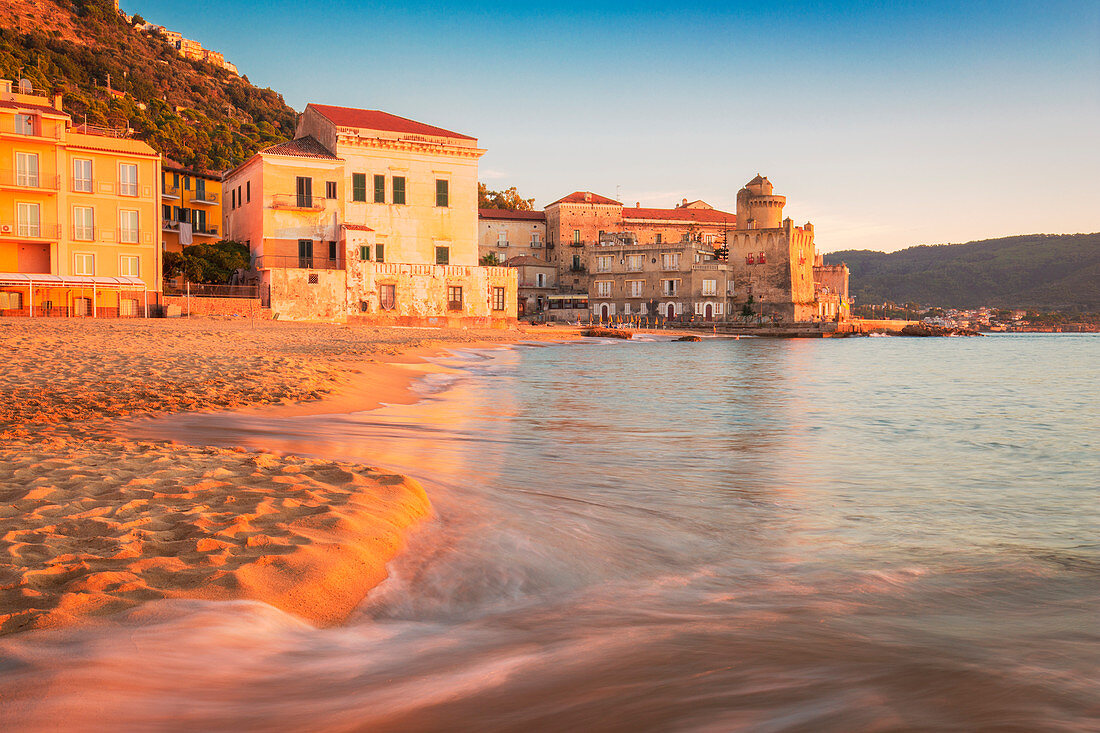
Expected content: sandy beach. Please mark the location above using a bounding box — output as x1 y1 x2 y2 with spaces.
0 317 581 635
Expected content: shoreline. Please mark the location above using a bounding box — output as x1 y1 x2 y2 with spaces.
0 319 582 636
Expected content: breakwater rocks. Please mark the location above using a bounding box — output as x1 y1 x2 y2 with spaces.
901 324 982 337
584 327 634 339
675 335 702 342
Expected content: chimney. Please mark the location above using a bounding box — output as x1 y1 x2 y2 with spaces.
635 202 640 208
53 92 63 111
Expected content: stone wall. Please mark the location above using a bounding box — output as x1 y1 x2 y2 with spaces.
162 295 270 319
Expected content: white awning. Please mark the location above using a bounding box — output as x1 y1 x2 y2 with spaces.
0 273 147 288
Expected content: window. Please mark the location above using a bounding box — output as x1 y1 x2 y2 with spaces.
119 210 139 243
435 246 450 265
119 163 138 196
74 253 95 276
662 279 678 296
596 255 612 272
352 173 367 202
661 252 681 270
531 232 542 247
704 234 716 244
73 206 94 241
379 284 396 310
626 254 643 271
655 233 662 244
183 176 191 191
359 245 371 261
435 179 449 207
596 281 612 297
162 204 171 220
14 114 34 135
393 176 406 205
375 243 385 263
307 273 319 284
73 159 92 192
119 255 140 277
194 209 206 233
295 177 312 208
328 241 338 261
447 285 463 311
374 175 385 203
16 202 40 237
536 273 545 288
628 280 644 298
727 281 736 295
492 287 506 311
573 229 581 244
497 230 508 247
702 279 717 296
246 181 250 203
195 178 206 201
16 152 39 187
231 188 236 209
326 181 337 199
298 239 313 269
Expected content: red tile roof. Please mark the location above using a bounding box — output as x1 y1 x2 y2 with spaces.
622 207 736 224
549 191 622 206
503 255 552 267
342 223 374 231
260 136 339 160
0 99 67 116
163 157 223 179
478 208 546 221
309 104 475 141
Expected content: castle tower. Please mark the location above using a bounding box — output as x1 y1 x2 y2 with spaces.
735 174 786 230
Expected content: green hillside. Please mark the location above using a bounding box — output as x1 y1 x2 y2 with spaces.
824 233 1100 311
0 0 295 170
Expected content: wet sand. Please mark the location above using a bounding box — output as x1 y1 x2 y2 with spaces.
0 318 581 635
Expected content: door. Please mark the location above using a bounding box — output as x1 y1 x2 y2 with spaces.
298 239 313 269
704 303 713 321
296 177 312 208
601 304 609 321
667 303 676 320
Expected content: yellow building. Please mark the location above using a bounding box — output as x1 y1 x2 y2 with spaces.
161 158 223 253
223 103 516 325
0 79 160 317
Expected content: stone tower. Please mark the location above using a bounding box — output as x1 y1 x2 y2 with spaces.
735 175 786 230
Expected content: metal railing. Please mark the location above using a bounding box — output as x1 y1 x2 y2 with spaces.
191 191 219 204
255 254 344 270
71 180 95 194
70 123 132 139
0 170 60 190
0 223 61 239
162 185 180 199
0 119 63 139
193 225 219 237
163 283 262 299
271 194 327 211
162 221 219 237
72 226 96 242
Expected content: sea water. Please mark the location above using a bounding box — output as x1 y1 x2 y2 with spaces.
2 334 1098 731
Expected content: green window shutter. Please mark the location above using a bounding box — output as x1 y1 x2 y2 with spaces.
374 175 385 203
435 246 449 265
435 179 449 207
352 173 366 202
375 244 384 263
393 176 406 205
359 245 370 261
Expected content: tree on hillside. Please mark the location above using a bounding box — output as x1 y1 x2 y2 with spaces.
163 241 250 283
479 183 534 211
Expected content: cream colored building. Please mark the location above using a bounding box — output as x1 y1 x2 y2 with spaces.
478 208 547 264
0 80 160 317
223 103 516 325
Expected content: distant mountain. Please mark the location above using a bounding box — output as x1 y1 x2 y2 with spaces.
824 233 1100 311
0 0 296 170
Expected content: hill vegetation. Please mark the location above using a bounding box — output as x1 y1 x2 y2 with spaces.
0 0 296 170
824 233 1100 311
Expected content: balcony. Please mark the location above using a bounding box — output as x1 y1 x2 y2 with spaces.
0 223 61 240
496 241 510 248
162 185 181 200
162 220 219 238
271 194 326 211
0 170 60 192
191 190 219 205
569 264 588 274
255 254 344 271
0 119 63 140
194 225 219 238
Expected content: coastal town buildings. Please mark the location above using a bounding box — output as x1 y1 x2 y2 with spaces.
0 79 160 317
222 103 516 325
161 159 223 252
503 255 557 316
477 208 547 264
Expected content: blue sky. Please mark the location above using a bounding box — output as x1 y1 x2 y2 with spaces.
127 1 1099 252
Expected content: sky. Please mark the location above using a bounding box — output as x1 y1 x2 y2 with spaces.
126 0 1099 253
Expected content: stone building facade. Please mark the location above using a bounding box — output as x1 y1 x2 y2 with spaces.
477 208 546 265
223 104 516 325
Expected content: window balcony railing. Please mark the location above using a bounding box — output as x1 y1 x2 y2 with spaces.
496 241 509 247
0 170 60 190
72 227 96 242
191 191 219 205
71 180 95 194
162 185 181 200
0 222 62 239
271 194 327 211
255 254 345 271
163 220 219 237
0 119 63 139
194 225 219 237
569 264 588 274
